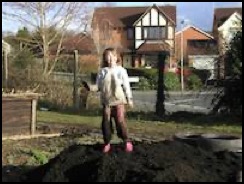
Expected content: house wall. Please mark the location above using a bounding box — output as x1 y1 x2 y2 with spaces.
189 55 218 79
92 21 134 54
217 12 242 54
134 7 175 50
123 54 133 68
92 6 176 69
216 12 242 79
175 27 212 65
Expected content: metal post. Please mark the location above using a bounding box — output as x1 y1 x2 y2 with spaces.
180 20 184 92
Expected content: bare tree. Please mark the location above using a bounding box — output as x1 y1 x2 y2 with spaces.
2 2 93 79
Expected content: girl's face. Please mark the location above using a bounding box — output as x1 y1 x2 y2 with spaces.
107 51 117 67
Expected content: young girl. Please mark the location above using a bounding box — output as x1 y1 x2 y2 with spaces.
96 48 133 153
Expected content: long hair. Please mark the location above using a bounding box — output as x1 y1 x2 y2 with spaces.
102 47 120 67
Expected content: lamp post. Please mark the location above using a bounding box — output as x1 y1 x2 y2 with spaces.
180 20 184 92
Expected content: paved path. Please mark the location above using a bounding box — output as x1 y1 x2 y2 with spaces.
132 89 221 114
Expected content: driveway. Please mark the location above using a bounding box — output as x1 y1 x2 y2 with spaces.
132 89 220 114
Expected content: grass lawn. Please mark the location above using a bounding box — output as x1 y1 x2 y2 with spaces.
37 110 242 138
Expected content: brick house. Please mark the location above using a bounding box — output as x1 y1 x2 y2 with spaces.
50 33 97 55
187 39 218 80
175 25 214 67
49 33 99 73
91 4 176 68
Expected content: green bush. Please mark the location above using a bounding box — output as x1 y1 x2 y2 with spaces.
126 68 157 78
30 149 49 165
164 72 181 91
7 50 42 91
143 69 158 90
11 49 36 69
126 68 158 90
138 77 151 91
186 74 203 90
191 69 211 84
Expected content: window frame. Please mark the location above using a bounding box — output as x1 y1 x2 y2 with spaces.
142 26 166 40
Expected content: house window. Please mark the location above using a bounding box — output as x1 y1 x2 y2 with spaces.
143 26 166 39
127 28 134 39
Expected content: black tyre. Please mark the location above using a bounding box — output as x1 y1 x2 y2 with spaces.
173 133 203 147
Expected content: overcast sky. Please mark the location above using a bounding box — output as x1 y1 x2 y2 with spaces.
2 2 242 33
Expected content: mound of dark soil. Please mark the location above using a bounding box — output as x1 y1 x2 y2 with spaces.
24 141 241 182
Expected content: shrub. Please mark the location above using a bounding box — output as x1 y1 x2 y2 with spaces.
191 69 211 84
38 80 73 111
186 74 203 90
11 49 36 69
164 72 181 91
7 50 42 91
138 77 151 91
126 68 158 90
30 149 49 165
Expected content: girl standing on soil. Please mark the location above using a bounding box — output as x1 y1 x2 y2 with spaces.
89 48 134 153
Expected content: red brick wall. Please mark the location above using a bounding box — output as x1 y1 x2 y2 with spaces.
175 27 212 65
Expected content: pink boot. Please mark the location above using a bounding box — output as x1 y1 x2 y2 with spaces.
125 141 133 152
103 144 111 153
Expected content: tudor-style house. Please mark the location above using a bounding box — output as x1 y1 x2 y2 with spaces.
91 4 176 68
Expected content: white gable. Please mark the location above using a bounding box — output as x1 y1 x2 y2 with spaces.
136 20 141 27
159 14 166 26
135 27 142 39
218 12 242 31
134 6 167 27
218 12 242 43
133 5 175 50
142 13 150 26
151 8 158 26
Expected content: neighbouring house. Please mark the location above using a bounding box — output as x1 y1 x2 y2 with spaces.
175 25 215 67
91 4 176 69
50 33 97 55
187 39 218 80
49 33 99 73
212 7 242 78
213 7 242 53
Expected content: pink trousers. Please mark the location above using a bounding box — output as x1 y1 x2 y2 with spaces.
102 104 128 144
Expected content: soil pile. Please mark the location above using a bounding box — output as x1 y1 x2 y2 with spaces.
24 140 241 182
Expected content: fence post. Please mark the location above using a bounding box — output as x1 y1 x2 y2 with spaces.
31 98 37 135
3 51 8 89
73 50 79 111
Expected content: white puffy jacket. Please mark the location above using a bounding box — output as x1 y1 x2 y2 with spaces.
96 66 133 106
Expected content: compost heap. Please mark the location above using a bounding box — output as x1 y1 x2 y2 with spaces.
24 140 241 182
